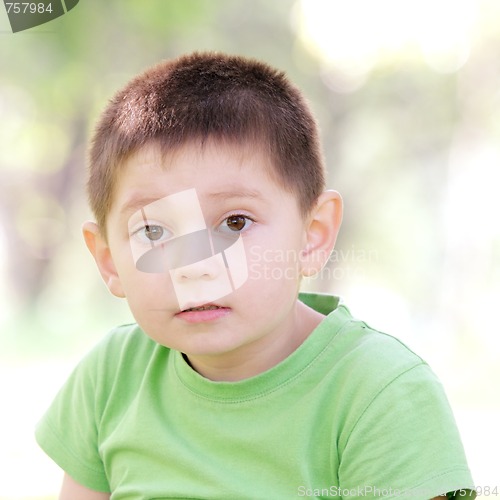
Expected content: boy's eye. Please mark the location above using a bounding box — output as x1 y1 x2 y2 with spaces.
132 224 171 244
219 214 254 233
144 225 164 241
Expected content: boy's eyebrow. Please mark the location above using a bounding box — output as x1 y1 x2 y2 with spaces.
120 195 166 217
207 188 266 201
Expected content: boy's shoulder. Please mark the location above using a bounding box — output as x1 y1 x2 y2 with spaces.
303 292 431 400
302 292 425 369
77 322 166 389
92 322 159 359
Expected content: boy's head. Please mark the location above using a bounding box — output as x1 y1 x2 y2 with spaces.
83 52 342 379
87 52 326 236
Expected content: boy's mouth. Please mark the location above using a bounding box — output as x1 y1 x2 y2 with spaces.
182 304 223 312
176 303 230 323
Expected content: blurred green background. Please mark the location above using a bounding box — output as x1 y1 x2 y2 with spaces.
1 0 499 497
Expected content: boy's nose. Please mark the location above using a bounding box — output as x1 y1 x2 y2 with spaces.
170 252 233 311
171 253 226 282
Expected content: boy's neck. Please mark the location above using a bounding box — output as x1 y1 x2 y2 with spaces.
184 300 325 382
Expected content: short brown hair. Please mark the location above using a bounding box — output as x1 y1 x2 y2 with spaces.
88 52 325 233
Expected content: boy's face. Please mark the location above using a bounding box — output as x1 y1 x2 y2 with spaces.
91 141 336 377
126 186 249 311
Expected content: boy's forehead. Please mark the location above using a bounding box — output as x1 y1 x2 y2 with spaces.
113 140 288 215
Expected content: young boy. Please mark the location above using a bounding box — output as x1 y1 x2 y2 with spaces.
36 52 475 499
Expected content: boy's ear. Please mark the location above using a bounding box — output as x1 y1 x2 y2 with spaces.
82 221 126 298
301 190 343 277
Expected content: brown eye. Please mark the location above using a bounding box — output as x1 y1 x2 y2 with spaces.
145 225 164 241
226 215 249 232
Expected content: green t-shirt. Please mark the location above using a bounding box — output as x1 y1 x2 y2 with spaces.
36 293 475 499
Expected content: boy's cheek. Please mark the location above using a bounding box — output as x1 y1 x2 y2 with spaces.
247 245 302 282
125 273 175 304
248 263 302 283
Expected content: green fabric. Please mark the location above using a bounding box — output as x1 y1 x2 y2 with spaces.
35 293 475 499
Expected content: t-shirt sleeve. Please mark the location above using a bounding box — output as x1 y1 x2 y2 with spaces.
337 363 475 499
35 343 111 493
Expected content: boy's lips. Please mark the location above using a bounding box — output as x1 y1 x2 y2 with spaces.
175 303 231 323
181 303 223 312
